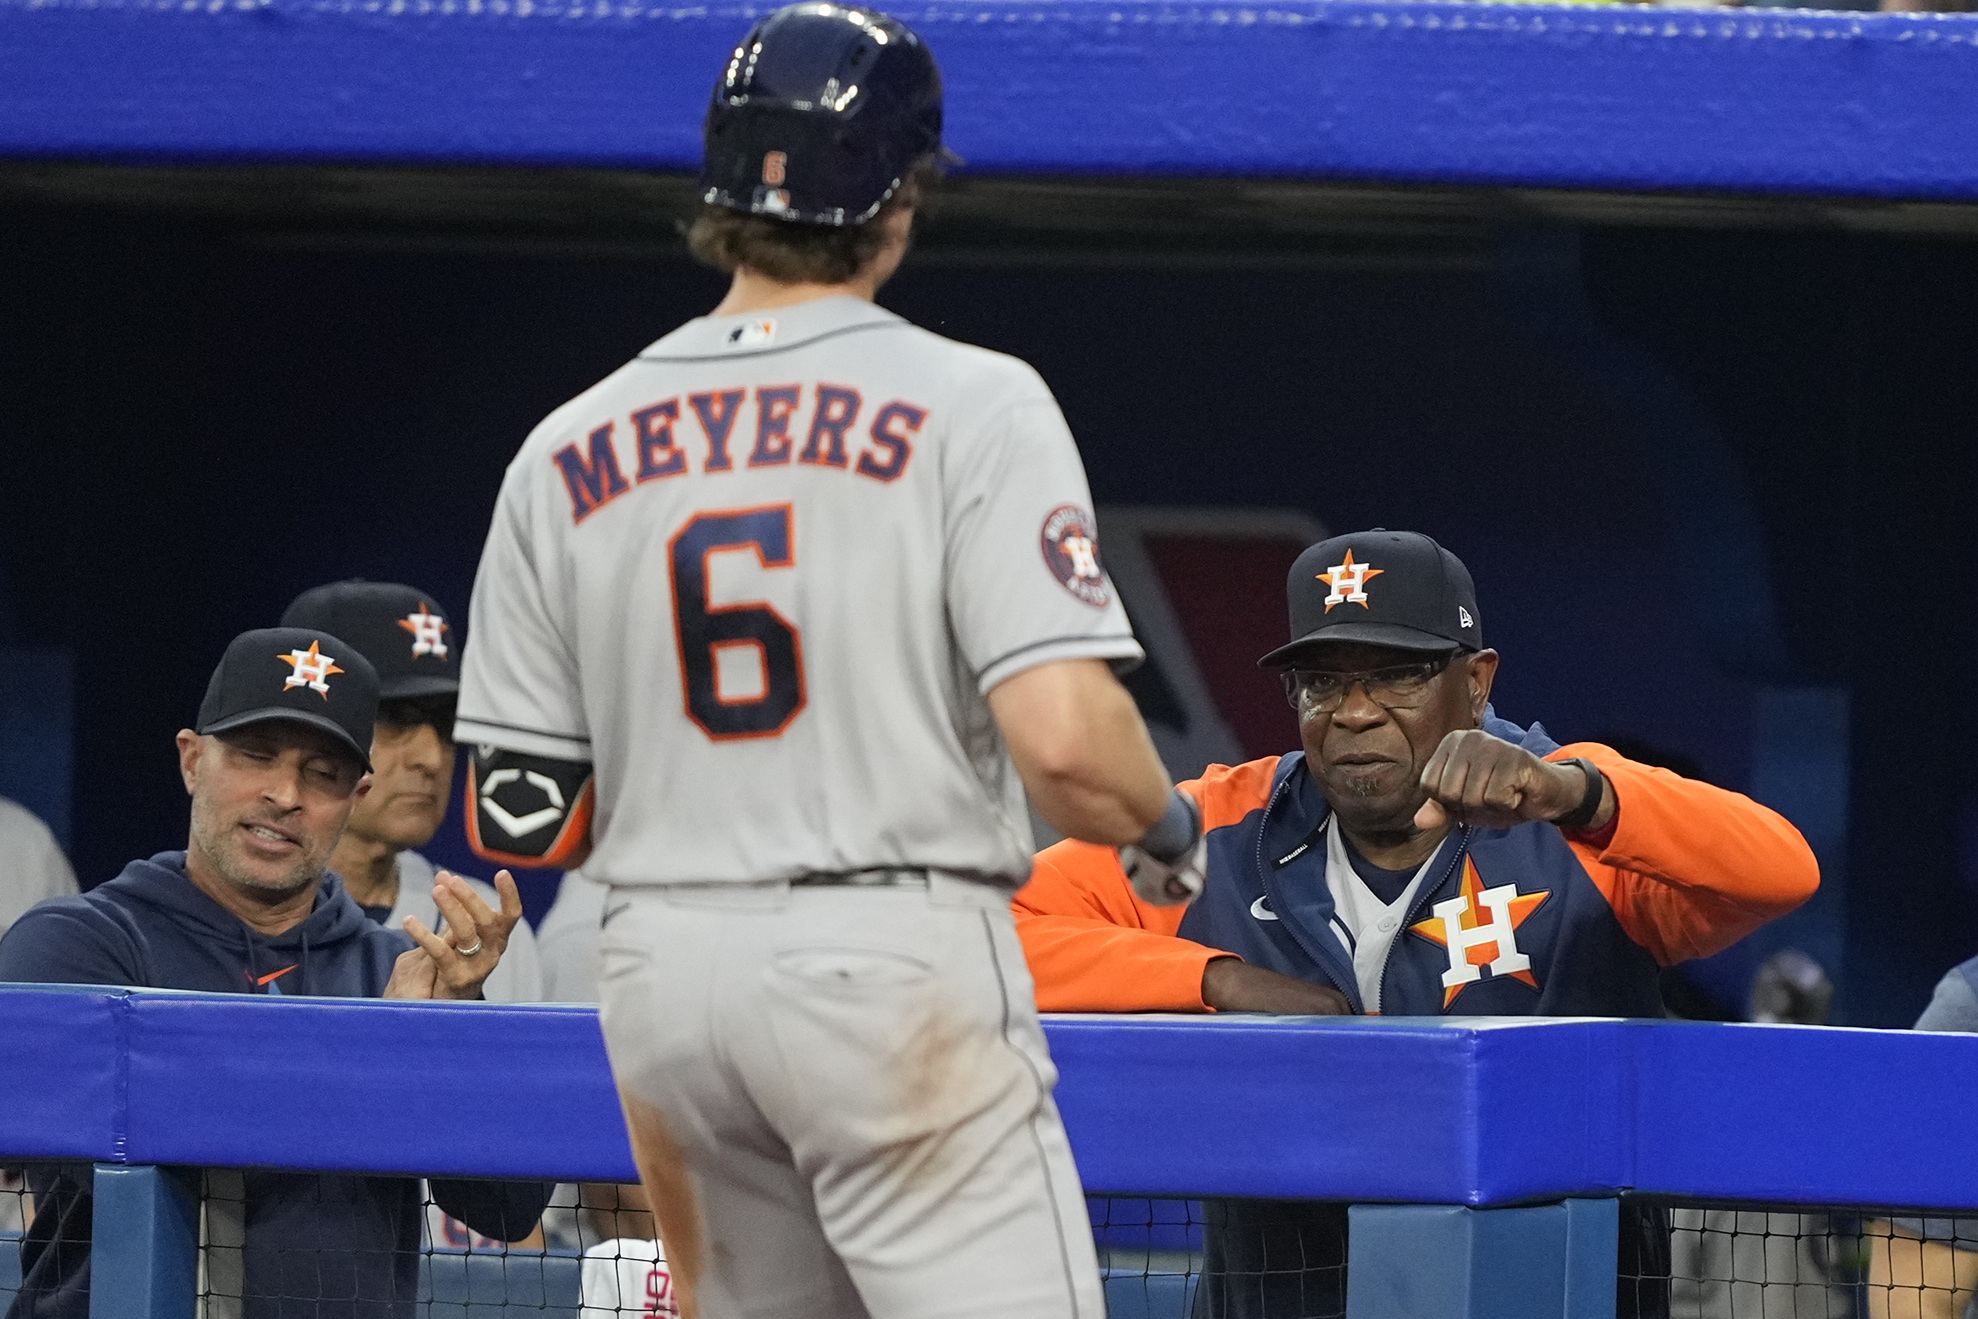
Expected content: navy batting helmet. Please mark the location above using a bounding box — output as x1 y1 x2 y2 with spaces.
701 3 948 228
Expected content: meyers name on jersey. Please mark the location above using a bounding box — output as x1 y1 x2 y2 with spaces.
456 296 1143 889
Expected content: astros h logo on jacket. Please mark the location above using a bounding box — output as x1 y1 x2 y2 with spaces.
1409 858 1551 1008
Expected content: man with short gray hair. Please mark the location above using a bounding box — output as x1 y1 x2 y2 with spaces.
0 626 543 1319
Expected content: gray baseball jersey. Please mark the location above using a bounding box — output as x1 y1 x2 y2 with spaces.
458 296 1141 889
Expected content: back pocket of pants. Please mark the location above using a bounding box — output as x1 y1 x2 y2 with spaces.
770 947 934 990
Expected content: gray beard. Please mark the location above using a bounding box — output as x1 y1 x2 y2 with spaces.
189 807 322 899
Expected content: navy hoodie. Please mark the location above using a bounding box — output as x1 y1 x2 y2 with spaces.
0 852 549 1319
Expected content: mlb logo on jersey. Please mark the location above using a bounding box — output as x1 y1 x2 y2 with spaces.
1040 505 1110 607
725 319 778 349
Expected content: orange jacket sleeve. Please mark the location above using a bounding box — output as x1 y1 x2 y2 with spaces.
1012 757 1281 1012
1553 742 1820 965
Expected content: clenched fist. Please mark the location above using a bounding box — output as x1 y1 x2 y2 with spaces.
1412 730 1613 833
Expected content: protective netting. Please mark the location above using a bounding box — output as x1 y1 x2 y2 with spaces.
13 1175 1978 1318
1100 1197 1978 1319
1093 1198 1208 1319
1097 1198 1978 1319
182 1177 666 1317
4 1163 92 1316
3 1165 31 1307
1625 1199 1978 1319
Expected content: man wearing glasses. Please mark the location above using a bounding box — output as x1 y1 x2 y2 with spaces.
1013 529 1820 1318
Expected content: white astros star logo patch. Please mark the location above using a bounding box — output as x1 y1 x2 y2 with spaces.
279 641 344 699
1317 549 1383 612
398 603 450 660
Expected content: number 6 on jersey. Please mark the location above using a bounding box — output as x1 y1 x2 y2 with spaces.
668 505 806 740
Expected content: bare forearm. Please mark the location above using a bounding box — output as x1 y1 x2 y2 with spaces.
1027 734 1169 844
990 659 1171 845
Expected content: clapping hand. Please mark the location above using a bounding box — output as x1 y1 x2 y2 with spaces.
384 870 524 1001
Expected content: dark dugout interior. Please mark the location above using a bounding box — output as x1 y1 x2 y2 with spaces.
1 164 1973 1026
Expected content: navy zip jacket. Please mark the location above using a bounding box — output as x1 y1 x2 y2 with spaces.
1016 717 1820 1319
0 851 549 1319
1018 718 1820 1017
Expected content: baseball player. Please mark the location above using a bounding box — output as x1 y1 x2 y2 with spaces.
456 6 1204 1316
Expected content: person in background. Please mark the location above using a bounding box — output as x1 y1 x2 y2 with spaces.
1015 529 1821 1319
0 626 545 1319
576 1187 677 1319
0 796 75 936
1668 951 1851 1319
533 870 673 1313
535 868 607 1004
1 795 75 1235
282 580 543 1002
1862 954 1978 1319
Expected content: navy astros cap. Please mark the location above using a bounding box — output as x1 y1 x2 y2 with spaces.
281 580 457 702
196 627 380 771
1258 529 1483 667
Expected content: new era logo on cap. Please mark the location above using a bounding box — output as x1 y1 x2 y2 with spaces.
1258 529 1483 668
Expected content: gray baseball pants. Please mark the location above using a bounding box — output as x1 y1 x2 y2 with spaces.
597 874 1105 1319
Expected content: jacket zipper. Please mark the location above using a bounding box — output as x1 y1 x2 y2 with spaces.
1254 764 1360 1008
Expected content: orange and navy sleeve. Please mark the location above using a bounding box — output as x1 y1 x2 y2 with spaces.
1551 742 1819 966
1013 756 1280 1012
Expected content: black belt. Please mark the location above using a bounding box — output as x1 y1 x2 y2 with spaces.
790 868 929 888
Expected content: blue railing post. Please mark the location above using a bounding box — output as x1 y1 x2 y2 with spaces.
90 1164 198 1319
1347 1198 1619 1319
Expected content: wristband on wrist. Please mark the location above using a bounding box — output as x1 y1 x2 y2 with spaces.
1134 788 1202 865
1552 758 1607 832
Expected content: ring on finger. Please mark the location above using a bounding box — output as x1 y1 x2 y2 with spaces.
454 938 484 957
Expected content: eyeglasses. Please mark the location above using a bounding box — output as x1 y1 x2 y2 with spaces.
1280 654 1457 713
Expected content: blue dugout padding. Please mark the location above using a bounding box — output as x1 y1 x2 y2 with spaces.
10 988 1978 1319
1347 1199 1618 1319
6 987 1978 1208
87 1166 198 1319
4 0 1978 200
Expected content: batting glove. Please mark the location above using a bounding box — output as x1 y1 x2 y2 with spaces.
1120 788 1207 907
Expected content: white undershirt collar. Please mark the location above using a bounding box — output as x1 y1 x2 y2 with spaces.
1322 818 1441 1015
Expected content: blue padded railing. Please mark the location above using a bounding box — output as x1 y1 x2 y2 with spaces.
8 987 1978 1206
3 0 1978 200
6 986 1978 1319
